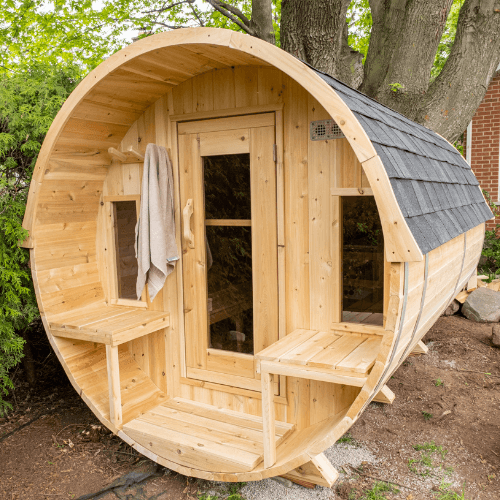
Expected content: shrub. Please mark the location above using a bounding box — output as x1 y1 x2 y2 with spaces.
0 63 80 414
480 190 500 277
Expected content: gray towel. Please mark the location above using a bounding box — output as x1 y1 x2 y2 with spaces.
135 144 179 301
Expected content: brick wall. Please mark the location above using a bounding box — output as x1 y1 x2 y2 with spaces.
469 72 500 231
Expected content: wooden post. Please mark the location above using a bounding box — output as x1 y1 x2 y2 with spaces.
106 345 123 427
261 371 276 468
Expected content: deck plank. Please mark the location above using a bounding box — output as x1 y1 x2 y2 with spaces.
256 329 318 362
335 337 381 374
306 335 367 370
279 331 341 365
123 396 294 473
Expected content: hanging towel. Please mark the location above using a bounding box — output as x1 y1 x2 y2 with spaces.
135 144 179 301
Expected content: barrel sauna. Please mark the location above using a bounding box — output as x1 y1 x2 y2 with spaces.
22 28 491 486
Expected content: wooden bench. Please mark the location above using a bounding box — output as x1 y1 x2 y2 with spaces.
47 303 170 428
255 327 386 468
48 303 169 346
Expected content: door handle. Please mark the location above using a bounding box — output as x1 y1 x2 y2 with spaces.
183 199 194 249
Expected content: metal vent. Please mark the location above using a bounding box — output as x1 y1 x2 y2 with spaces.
310 119 344 141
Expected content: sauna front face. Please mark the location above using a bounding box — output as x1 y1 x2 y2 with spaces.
23 28 490 484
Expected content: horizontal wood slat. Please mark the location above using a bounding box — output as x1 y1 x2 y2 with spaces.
123 397 294 473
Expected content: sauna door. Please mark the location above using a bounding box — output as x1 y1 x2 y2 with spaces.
178 113 278 389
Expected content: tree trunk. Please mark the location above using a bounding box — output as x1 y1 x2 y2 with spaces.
281 0 363 88
250 0 276 45
417 0 500 142
208 0 500 143
360 0 453 120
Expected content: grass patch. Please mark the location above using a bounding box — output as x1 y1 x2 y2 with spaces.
413 441 448 460
408 442 451 479
433 481 468 499
362 481 399 499
198 482 247 500
338 432 355 444
408 458 432 477
434 378 444 387
422 411 433 421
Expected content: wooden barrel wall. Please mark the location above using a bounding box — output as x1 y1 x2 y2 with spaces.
23 29 487 480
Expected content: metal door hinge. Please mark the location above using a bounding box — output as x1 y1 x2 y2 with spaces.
273 144 277 162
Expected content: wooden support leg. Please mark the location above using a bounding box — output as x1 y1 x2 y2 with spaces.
261 371 276 468
373 384 395 404
106 345 123 428
411 340 428 355
281 453 339 488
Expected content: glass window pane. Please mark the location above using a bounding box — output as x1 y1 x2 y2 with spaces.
206 226 253 354
114 200 138 300
342 196 384 325
204 154 251 220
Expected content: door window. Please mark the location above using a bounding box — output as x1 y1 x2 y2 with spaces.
204 154 254 354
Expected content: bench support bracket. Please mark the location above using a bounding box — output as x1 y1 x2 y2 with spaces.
281 453 339 487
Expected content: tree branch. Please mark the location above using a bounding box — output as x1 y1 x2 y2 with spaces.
189 2 205 27
141 0 195 15
249 0 275 44
206 0 256 35
216 1 251 26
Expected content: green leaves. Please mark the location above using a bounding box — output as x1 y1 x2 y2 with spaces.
431 0 465 80
347 0 372 62
0 62 79 415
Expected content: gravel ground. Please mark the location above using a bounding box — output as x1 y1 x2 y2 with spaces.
203 442 378 500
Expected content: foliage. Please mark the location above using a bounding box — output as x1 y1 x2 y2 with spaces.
408 441 451 479
0 1 470 89
413 441 447 460
388 82 404 93
422 411 433 421
480 227 500 276
362 481 399 500
347 0 372 62
0 62 80 414
337 432 355 444
431 0 465 80
433 481 468 500
479 191 500 276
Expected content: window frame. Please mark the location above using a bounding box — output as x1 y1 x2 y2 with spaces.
104 194 147 308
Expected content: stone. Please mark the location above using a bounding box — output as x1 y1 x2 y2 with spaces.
462 287 500 323
442 299 460 316
271 477 293 488
492 325 500 347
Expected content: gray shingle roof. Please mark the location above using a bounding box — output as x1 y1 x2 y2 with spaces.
312 69 492 254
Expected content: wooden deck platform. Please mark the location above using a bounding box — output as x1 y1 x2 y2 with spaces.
123 397 295 473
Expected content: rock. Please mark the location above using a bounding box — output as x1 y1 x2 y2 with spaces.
442 299 460 316
271 477 293 488
462 287 500 323
492 325 500 347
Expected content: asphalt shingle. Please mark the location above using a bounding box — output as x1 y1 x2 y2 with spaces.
311 67 493 254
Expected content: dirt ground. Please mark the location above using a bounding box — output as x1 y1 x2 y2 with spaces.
1 315 499 500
